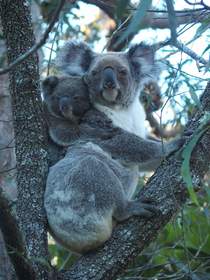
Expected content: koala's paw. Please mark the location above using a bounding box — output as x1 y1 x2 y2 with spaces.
97 127 120 140
132 198 159 218
165 138 184 156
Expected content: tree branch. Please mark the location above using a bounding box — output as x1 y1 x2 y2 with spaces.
82 0 209 26
82 1 209 52
0 0 67 76
0 188 36 279
107 8 209 51
56 81 210 280
81 0 116 19
172 40 208 65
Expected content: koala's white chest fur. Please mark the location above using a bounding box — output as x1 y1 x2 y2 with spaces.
95 97 146 139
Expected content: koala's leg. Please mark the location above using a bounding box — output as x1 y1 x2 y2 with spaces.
113 197 158 222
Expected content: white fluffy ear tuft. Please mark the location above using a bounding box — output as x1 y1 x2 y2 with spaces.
127 43 160 86
128 43 154 64
56 40 94 76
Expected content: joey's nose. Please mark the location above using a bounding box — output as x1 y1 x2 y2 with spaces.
103 67 117 89
59 97 71 113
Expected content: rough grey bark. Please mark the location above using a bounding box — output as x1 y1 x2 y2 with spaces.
0 231 13 280
0 1 49 279
0 3 44 277
0 72 16 200
57 82 210 280
0 42 16 280
0 188 36 280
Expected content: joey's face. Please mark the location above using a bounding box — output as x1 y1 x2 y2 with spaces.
84 54 135 108
42 76 91 123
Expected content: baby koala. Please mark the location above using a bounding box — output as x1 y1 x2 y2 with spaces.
42 75 117 146
42 75 90 145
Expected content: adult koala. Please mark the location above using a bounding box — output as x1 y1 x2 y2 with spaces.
44 41 181 254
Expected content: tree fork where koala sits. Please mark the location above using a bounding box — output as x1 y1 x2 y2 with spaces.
0 0 49 279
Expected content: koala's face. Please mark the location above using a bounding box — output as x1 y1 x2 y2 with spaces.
42 76 90 123
56 41 157 108
84 54 134 107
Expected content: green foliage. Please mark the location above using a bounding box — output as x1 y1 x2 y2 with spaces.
181 113 210 205
48 242 78 270
114 0 152 48
115 0 130 20
120 201 210 280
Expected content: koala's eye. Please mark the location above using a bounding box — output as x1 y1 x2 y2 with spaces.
73 95 80 101
118 68 128 76
91 70 98 76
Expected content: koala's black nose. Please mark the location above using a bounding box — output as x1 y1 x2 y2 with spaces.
59 96 71 114
103 67 117 89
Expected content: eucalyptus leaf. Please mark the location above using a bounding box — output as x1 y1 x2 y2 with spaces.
181 112 210 205
114 0 152 48
116 0 129 20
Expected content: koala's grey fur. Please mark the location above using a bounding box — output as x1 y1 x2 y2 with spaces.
42 75 90 146
42 75 120 147
44 41 183 254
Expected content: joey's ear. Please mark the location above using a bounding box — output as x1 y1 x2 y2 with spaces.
42 76 59 97
56 40 94 76
127 43 156 80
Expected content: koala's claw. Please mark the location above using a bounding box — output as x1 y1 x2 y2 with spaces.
183 129 194 137
165 138 184 156
137 205 158 218
135 199 159 218
139 197 156 204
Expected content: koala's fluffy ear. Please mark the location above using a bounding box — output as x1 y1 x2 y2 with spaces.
56 40 94 76
127 43 156 82
42 76 59 98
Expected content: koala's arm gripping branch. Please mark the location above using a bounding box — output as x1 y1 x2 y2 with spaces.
99 132 179 171
57 82 210 280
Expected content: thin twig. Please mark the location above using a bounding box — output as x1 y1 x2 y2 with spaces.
184 0 210 10
0 0 68 76
154 38 208 66
173 40 208 65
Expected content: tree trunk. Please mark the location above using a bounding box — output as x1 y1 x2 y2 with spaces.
0 1 49 279
0 40 16 280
